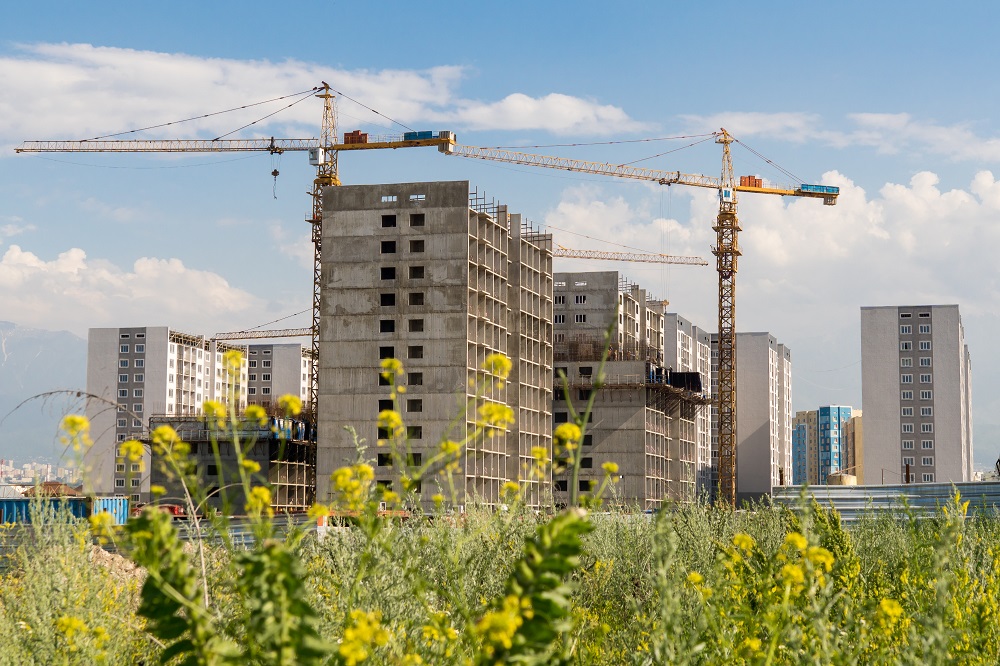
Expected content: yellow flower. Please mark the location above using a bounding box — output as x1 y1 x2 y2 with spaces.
307 503 330 520
806 545 835 572
475 595 524 656
245 486 273 518
340 610 390 666
150 485 166 497
781 563 805 587
245 404 268 427
531 446 549 463
432 494 445 508
686 571 704 585
553 423 582 450
732 533 755 552
88 512 115 543
483 353 513 380
380 357 404 381
477 402 515 436
742 637 762 654
203 400 226 428
151 425 189 460
56 615 88 639
602 461 619 475
331 464 375 511
377 410 405 439
502 481 520 497
223 349 243 374
119 439 144 463
877 598 904 625
278 394 302 416
241 459 261 474
784 531 808 552
60 415 93 451
440 440 461 457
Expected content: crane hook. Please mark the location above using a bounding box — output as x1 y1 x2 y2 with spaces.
272 169 280 199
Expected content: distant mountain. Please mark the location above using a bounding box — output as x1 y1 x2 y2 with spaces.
0 321 87 464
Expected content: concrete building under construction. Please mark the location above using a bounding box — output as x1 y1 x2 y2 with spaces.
552 271 710 509
317 181 553 509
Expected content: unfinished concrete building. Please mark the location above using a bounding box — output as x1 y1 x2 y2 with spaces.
318 181 553 509
147 415 316 512
552 272 709 509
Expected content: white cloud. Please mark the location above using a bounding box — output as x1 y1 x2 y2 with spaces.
0 43 645 151
269 223 313 269
0 217 35 242
0 245 264 336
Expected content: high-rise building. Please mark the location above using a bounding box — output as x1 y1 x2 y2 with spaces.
245 343 313 409
318 181 553 509
86 327 248 501
552 272 709 508
663 314 714 496
792 406 855 485
712 332 793 502
861 305 973 484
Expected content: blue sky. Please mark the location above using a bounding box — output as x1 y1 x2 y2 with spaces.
2 1 999 466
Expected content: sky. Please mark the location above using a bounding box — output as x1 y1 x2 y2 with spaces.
2 0 999 466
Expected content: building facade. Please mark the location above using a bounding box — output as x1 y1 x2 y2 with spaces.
86 327 248 501
712 332 793 502
663 313 714 496
245 343 313 411
861 305 973 484
792 406 855 485
318 181 553 509
552 272 708 508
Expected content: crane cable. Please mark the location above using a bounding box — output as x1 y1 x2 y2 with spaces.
82 88 320 141
732 137 803 184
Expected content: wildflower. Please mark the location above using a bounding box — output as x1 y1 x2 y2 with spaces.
307 503 330 521
380 357 404 381
119 439 144 463
245 486 273 518
60 415 93 451
278 393 302 416
440 440 461 457
381 488 401 505
602 461 619 475
477 402 515 436
88 512 115 543
475 595 525 656
483 353 513 381
245 404 268 427
553 423 582 451
781 563 805 587
741 637 762 654
331 464 375 511
806 545 835 572
150 485 166 497
340 610 390 666
56 615 88 639
502 481 520 497
377 409 405 439
732 533 755 552
686 571 704 585
203 400 226 428
531 446 548 463
223 349 243 375
432 493 445 508
877 598 904 625
241 459 261 474
784 531 808 552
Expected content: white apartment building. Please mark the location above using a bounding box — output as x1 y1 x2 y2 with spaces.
318 181 554 509
245 343 313 409
663 313 714 497
712 332 793 502
861 305 973 484
86 327 248 501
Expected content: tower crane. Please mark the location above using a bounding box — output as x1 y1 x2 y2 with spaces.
439 134 839 505
15 83 456 421
553 245 708 265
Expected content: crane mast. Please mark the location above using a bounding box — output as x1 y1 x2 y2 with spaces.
713 130 740 506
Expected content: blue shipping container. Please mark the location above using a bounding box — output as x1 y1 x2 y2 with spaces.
90 497 130 525
799 184 840 195
0 497 90 524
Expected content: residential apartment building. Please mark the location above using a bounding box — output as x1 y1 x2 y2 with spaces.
552 272 708 508
791 406 855 485
85 327 248 501
861 305 973 484
663 313 714 496
712 332 793 502
318 181 553 509
245 343 313 411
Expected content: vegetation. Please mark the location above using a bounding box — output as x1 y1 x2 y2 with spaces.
1 349 999 664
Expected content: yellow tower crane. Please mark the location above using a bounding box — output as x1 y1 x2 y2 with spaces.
439 134 839 505
15 83 457 421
